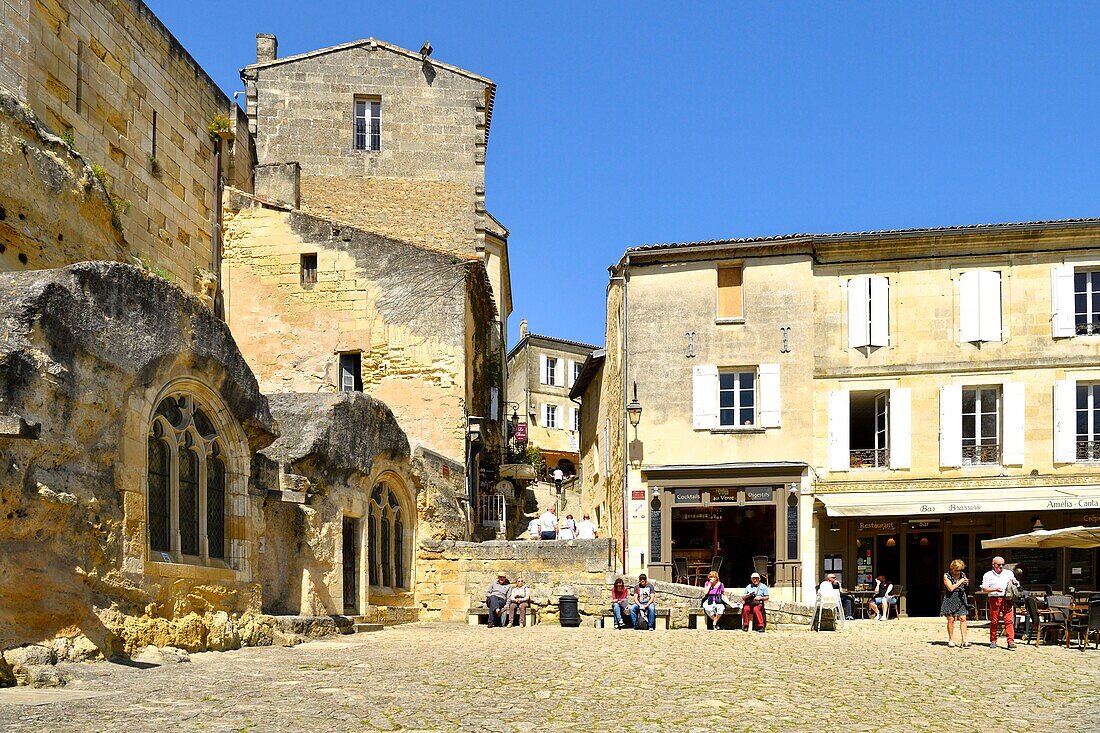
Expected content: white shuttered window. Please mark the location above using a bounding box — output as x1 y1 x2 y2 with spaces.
888 387 911 469
959 270 1003 343
848 275 890 349
1001 383 1025 466
939 385 963 468
1051 265 1076 338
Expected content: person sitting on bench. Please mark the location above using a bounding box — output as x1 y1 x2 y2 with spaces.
502 577 530 627
741 572 769 632
630 574 657 630
485 573 510 628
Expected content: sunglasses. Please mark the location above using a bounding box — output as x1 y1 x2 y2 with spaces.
993 563 1005 567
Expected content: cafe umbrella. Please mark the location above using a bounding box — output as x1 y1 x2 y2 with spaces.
982 525 1100 550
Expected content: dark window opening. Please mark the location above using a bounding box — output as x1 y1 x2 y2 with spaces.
850 391 889 468
339 352 363 392
300 253 317 286
354 99 381 151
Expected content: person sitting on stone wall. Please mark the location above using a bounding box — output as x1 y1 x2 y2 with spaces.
486 573 510 628
503 577 531 627
611 577 631 629
741 572 769 632
630 574 657 630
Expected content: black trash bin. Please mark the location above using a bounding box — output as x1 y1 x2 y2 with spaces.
558 595 581 627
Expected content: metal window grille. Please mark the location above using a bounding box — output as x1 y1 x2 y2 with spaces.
962 387 1000 465
207 455 225 559
849 448 890 469
478 494 506 532
178 448 200 555
354 100 381 151
1075 270 1100 335
1077 383 1100 459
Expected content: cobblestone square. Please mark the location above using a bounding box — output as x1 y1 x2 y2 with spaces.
2 619 1097 733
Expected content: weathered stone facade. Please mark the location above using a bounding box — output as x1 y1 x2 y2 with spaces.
3 0 254 288
0 262 276 665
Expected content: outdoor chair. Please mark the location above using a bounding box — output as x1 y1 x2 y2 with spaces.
1067 600 1100 650
751 555 769 584
1023 595 1068 646
672 557 690 585
709 555 724 577
886 585 904 619
812 586 844 632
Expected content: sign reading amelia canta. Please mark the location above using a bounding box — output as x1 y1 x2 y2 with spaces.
918 496 1100 513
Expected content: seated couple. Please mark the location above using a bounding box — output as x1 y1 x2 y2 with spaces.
610 574 657 630
485 574 531 628
703 571 769 631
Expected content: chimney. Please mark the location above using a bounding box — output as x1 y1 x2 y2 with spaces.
519 319 528 338
256 34 278 64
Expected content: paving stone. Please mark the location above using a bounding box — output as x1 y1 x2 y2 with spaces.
0 619 1096 732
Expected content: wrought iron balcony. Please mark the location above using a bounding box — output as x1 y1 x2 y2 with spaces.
1077 441 1100 461
962 444 1000 465
850 448 889 469
1075 320 1100 336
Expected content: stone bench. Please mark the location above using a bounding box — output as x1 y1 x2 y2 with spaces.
467 606 537 627
686 605 745 630
598 608 670 631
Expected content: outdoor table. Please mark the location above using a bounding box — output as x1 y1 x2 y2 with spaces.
851 589 875 618
687 562 709 585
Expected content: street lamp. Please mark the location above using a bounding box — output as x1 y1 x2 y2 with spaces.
626 380 642 429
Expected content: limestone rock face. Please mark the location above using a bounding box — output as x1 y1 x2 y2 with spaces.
0 262 276 658
131 645 190 666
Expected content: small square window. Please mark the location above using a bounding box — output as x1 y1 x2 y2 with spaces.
301 253 318 286
717 266 743 321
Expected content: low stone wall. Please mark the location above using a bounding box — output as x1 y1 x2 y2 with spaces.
414 538 814 627
415 539 619 623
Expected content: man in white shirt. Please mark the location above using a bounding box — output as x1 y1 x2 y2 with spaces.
537 507 557 540
576 514 597 539
981 555 1021 650
526 517 539 540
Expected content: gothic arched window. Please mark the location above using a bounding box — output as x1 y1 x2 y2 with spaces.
369 482 407 589
147 395 227 561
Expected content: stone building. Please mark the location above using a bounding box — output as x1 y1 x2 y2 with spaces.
505 320 600 476
576 221 1100 610
0 1 517 680
0 0 253 291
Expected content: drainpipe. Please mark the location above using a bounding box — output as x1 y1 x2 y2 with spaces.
212 136 224 320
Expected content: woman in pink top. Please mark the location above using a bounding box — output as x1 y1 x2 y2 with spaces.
610 578 630 629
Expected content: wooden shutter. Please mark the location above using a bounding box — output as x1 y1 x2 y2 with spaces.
869 276 890 347
540 403 548 427
566 359 576 388
1053 379 1076 463
959 271 980 343
692 365 719 429
1051 265 1076 338
717 266 743 320
978 270 1003 342
539 354 548 385
554 358 565 387
889 387 911 470
758 363 781 428
939 385 962 468
847 276 869 349
828 391 850 472
1001 382 1025 466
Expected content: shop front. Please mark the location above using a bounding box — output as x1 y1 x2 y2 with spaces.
641 462 809 601
816 486 1100 616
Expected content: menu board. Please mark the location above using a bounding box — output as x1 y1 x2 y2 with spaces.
650 507 662 563
787 505 798 559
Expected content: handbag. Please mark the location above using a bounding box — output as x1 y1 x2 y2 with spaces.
1003 581 1022 602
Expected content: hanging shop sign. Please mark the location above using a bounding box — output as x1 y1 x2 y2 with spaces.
514 422 527 443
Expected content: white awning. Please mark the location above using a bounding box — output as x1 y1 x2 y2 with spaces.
818 486 1100 517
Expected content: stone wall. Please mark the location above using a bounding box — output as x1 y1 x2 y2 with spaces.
243 39 490 256
0 262 275 661
222 193 477 463
13 0 254 288
415 538 619 623
0 87 127 272
413 538 813 627
0 0 29 99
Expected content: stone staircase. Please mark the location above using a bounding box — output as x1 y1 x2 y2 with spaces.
346 616 384 634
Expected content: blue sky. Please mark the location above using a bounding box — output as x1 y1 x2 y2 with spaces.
147 2 1100 347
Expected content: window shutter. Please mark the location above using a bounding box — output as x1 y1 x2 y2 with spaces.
939 385 963 468
827 390 850 472
888 387 911 470
540 403 548 427
1053 379 1076 463
566 359 576 388
554 358 564 387
692 365 719 429
569 406 577 432
978 270 1003 342
847 276 870 349
758 363 781 428
1001 382 1025 466
958 271 980 343
539 354 548 385
490 387 499 421
1051 265 1075 338
869 276 890 347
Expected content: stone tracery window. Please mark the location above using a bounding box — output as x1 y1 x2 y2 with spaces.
369 482 406 589
147 395 227 560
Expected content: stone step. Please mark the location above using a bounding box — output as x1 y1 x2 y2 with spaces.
353 623 384 633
